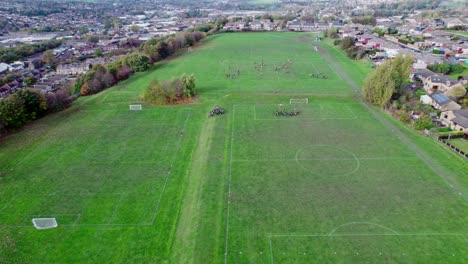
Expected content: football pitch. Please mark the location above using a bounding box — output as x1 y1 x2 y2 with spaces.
0 33 466 263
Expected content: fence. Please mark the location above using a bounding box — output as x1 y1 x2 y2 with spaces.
437 137 468 158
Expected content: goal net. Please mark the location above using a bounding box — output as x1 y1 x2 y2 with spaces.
129 104 142 111
32 218 58 229
290 98 309 104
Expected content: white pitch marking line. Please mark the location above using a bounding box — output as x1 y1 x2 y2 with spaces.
150 109 192 225
328 222 399 236
224 105 236 264
269 236 275 264
269 233 466 238
107 192 126 224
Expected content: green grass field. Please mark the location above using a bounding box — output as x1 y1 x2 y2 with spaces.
0 33 466 263
447 138 468 153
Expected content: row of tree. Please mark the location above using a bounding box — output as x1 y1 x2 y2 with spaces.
0 28 209 135
143 74 197 105
333 37 368 60
0 88 70 131
427 63 465 75
75 31 206 96
0 40 62 64
75 63 132 96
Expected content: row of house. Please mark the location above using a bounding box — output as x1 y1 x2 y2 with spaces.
409 68 468 133
223 19 344 32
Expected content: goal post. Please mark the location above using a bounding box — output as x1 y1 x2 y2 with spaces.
129 104 142 111
32 218 58 229
290 98 309 104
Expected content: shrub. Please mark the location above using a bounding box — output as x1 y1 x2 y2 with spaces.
398 110 411 124
80 82 91 96
116 65 133 81
142 73 197 104
142 79 165 104
413 114 433 131
415 88 426 97
438 131 465 138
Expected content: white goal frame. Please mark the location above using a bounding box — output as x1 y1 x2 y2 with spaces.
32 218 58 229
290 98 309 104
129 104 142 111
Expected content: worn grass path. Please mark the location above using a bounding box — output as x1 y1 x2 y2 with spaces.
319 41 468 200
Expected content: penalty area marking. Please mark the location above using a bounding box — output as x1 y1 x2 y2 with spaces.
0 110 192 228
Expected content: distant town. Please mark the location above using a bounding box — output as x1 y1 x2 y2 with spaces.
0 0 466 100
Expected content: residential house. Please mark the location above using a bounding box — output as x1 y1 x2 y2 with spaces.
444 18 468 29
301 22 315 32
250 20 263 31
263 20 277 31
440 109 468 133
420 93 461 112
422 74 459 94
0 63 9 74
287 20 302 31
223 22 245 31
56 63 88 75
315 22 329 30
410 68 434 82
412 60 428 70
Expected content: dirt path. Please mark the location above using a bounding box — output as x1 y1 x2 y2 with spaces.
172 116 220 263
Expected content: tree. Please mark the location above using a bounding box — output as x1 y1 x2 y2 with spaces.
340 37 355 50
42 50 57 69
155 41 170 61
390 55 413 93
373 27 385 37
124 53 151 72
24 77 37 86
79 27 89 35
449 64 464 74
130 25 140 33
102 72 116 88
142 79 165 104
325 27 338 38
87 75 104 94
363 55 413 107
45 92 57 111
31 59 43 69
143 74 197 104
54 89 70 110
87 35 99 45
181 73 196 97
80 82 91 96
116 65 133 81
106 60 122 76
16 88 47 121
94 48 103 57
363 63 396 107
428 63 450 74
446 84 467 99
0 94 27 129
414 114 432 131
